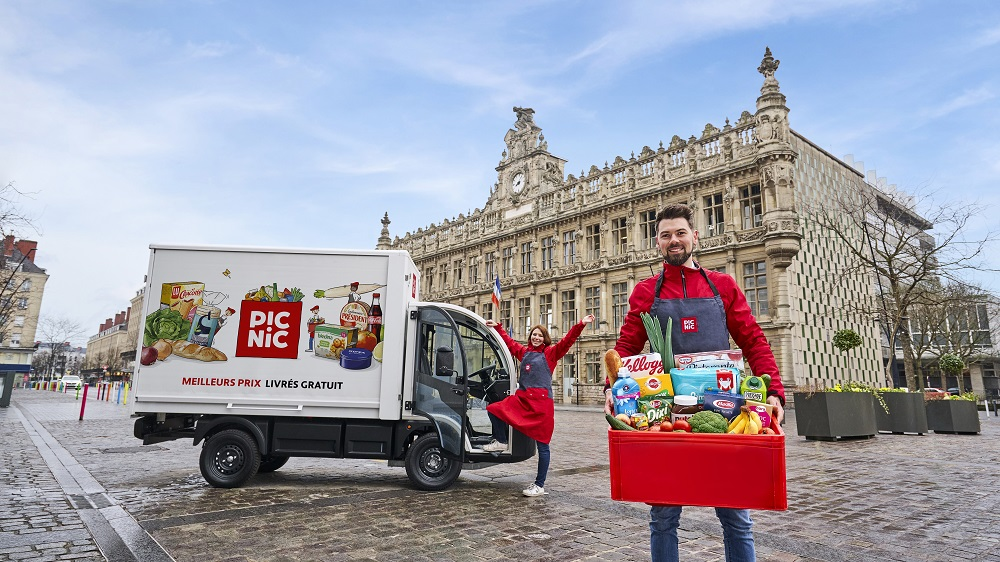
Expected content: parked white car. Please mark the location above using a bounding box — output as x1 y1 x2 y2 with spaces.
60 375 83 390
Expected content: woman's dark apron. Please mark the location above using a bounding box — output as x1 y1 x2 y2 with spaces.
486 350 555 444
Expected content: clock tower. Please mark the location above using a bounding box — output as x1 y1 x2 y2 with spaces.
493 107 567 208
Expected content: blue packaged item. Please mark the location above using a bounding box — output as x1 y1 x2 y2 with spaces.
702 390 745 420
669 367 740 404
611 368 640 417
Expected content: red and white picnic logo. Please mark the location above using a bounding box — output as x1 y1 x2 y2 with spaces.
236 301 302 359
681 317 698 333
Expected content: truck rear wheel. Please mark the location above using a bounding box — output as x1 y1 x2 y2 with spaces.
404 433 462 491
258 454 290 473
200 429 261 488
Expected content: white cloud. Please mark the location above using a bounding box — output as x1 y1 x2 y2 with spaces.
919 87 996 120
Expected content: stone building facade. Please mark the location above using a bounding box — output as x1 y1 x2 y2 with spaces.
386 49 888 404
0 236 48 378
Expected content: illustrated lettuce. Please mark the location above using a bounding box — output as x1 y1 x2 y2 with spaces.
144 308 192 347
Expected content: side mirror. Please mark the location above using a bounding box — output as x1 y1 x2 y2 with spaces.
435 346 455 378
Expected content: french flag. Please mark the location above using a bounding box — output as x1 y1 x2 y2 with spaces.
491 275 502 309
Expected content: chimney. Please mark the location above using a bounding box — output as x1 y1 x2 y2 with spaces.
14 240 38 262
2 236 13 257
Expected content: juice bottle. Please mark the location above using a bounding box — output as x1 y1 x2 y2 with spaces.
611 367 640 417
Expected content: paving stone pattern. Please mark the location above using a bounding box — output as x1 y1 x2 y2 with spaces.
2 388 999 561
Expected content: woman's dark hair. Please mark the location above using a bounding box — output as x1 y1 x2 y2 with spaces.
655 203 695 230
527 324 552 346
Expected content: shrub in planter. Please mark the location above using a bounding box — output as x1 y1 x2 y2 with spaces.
925 393 981 434
793 383 879 440
875 388 928 435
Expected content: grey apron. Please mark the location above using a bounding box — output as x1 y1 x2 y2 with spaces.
650 266 730 354
518 350 553 397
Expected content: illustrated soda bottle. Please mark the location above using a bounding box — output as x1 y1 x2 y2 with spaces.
368 293 383 343
611 367 640 417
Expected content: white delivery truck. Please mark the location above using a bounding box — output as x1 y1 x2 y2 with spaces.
131 245 533 490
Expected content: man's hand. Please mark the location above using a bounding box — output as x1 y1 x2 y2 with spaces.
766 395 784 425
582 314 596 325
604 389 614 415
485 320 498 328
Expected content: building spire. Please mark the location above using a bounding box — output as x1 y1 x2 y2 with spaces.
376 212 392 249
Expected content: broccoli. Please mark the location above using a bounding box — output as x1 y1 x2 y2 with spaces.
689 410 729 433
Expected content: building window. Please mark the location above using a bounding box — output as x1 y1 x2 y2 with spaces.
502 247 515 277
21 279 31 291
453 261 462 288
520 242 533 274
741 183 763 229
538 294 553 329
517 297 532 338
482 302 493 321
612 282 628 333
499 300 512 331
562 353 577 380
561 290 577 329
710 265 727 275
18 297 28 309
585 350 602 384
562 232 576 265
704 192 725 236
438 269 447 290
468 256 479 285
484 252 496 280
540 236 555 270
585 286 601 331
14 316 25 327
466 303 476 316
640 210 657 250
743 261 768 317
611 218 628 255
426 268 434 291
585 224 601 261
11 333 21 346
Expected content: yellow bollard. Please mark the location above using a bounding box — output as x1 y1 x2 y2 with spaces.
123 382 129 405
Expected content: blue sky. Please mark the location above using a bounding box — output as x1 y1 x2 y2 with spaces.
1 1 998 345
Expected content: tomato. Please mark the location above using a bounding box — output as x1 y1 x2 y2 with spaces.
673 419 692 432
659 420 673 432
648 424 662 432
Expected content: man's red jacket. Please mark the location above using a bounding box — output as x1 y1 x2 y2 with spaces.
612 262 786 405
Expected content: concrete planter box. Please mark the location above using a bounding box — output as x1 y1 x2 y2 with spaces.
925 400 981 434
875 392 928 435
793 391 877 441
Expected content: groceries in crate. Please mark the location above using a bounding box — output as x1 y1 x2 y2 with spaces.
244 284 305 302
606 370 775 436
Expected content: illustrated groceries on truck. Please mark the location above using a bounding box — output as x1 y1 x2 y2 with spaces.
131 245 534 490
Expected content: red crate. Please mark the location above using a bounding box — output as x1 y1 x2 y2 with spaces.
608 421 787 510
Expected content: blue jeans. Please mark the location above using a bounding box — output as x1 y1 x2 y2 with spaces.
650 505 755 562
534 441 550 488
488 412 508 443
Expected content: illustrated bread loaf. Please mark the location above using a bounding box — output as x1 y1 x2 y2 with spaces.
152 339 173 360
168 340 228 362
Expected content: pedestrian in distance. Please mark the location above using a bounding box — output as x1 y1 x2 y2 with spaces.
484 313 595 497
605 203 786 562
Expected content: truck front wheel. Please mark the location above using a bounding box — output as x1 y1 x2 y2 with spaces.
200 429 261 488
404 433 462 491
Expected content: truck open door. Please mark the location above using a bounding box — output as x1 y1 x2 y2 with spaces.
411 306 470 460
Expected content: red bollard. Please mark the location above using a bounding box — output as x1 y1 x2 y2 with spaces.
79 384 89 420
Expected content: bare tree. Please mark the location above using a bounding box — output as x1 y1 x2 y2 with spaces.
0 181 40 345
806 180 998 389
35 315 86 379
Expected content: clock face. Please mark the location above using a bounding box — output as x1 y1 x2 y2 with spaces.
511 173 525 193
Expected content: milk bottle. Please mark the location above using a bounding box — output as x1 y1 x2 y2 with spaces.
611 367 640 417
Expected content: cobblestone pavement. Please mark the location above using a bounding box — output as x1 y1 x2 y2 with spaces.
2 387 999 562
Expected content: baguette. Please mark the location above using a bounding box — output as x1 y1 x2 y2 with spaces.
169 340 228 362
152 338 173 360
604 349 622 385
